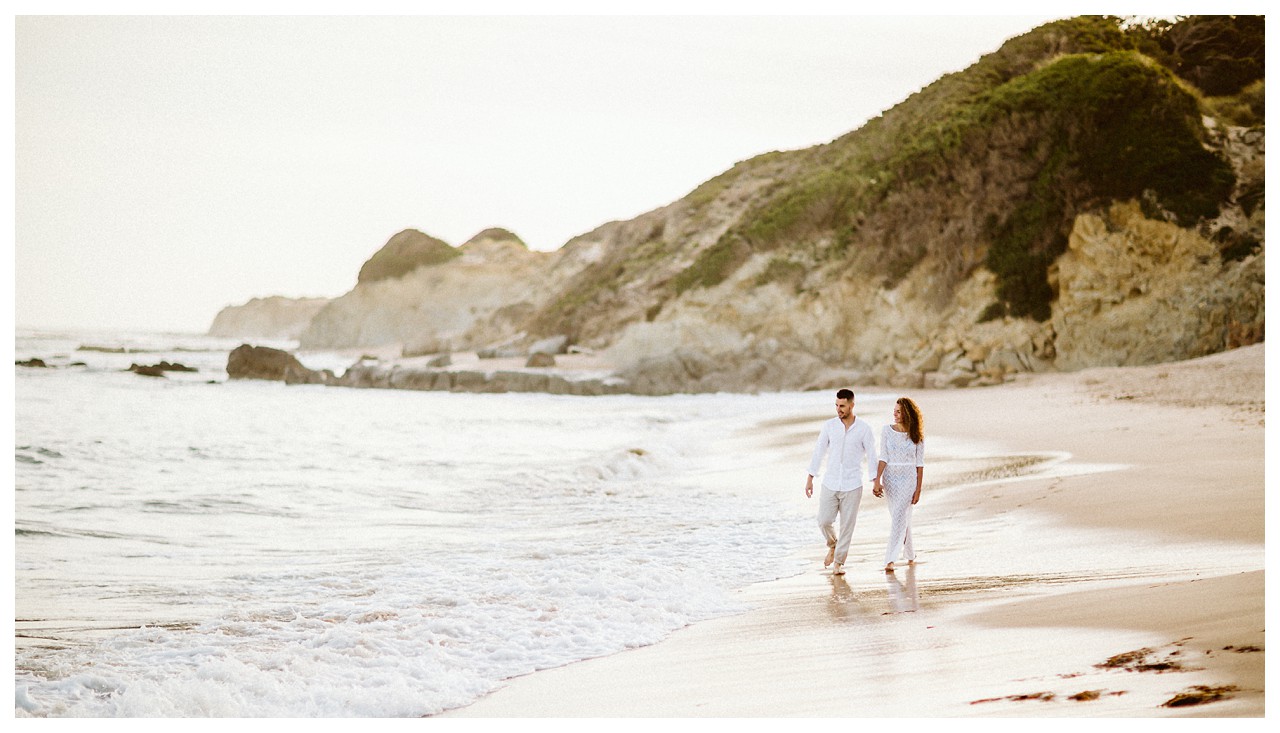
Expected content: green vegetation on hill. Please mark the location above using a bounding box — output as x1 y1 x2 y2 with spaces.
464 227 528 248
521 15 1261 344
671 15 1249 321
357 229 461 284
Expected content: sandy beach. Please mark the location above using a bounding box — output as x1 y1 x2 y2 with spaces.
446 343 1265 717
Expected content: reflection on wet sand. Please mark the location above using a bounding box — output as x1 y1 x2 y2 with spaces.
821 565 920 620
815 563 1166 622
885 565 918 614
824 575 863 623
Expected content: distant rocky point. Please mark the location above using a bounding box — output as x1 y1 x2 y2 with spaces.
298 226 556 351
209 296 331 340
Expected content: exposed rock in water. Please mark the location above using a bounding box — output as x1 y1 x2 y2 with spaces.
128 361 198 377
227 344 327 384
16 358 49 368
129 365 167 378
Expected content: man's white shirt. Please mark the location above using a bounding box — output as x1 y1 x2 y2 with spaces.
808 417 878 492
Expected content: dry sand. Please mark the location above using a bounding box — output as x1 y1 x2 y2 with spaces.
445 344 1266 717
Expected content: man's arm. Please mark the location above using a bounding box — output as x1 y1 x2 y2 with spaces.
805 423 828 498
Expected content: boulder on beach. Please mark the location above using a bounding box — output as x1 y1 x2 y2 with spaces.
227 344 319 382
16 358 49 368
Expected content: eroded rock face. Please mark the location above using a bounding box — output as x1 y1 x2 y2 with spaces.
605 253 1054 394
1052 201 1265 369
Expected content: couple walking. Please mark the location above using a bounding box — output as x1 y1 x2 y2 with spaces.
804 389 924 574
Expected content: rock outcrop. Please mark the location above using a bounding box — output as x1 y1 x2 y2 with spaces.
209 296 331 340
298 227 561 351
128 361 198 378
227 345 330 384
225 345 623 396
1051 201 1264 369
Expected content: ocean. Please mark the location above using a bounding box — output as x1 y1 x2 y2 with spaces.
14 329 858 717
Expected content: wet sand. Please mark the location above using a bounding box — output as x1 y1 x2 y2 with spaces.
445 344 1265 717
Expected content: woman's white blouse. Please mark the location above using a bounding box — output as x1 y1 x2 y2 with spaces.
879 425 924 467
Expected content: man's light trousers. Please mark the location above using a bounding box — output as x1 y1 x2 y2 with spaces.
817 486 862 565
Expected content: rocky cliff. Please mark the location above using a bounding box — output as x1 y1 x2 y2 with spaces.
225 16 1265 394
208 296 331 340
297 227 567 352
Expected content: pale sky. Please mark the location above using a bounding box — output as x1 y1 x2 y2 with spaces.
13 9 1075 333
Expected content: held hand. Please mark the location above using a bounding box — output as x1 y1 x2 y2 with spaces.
805 477 814 499
872 479 883 498
911 487 922 505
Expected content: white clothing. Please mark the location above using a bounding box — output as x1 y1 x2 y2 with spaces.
817 487 862 565
807 417 878 492
879 425 924 565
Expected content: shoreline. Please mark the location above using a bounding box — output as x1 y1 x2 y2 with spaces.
444 344 1265 717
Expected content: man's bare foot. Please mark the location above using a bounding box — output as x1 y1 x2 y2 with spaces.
824 547 835 567
884 562 895 572
832 562 845 575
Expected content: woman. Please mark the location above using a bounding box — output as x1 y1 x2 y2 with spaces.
872 397 924 572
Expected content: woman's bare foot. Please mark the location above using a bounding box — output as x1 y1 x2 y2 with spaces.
884 562 895 572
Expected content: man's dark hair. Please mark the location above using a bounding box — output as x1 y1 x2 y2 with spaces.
836 388 854 401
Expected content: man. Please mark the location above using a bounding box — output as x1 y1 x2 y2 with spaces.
805 388 878 575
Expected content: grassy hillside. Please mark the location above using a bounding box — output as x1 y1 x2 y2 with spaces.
357 229 461 285
530 15 1260 341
